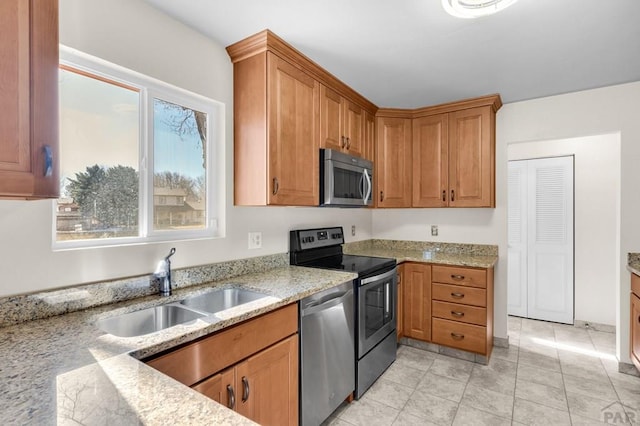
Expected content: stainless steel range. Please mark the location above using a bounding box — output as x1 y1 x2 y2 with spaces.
290 226 398 407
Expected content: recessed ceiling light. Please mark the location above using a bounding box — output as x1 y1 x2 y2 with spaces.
442 0 518 19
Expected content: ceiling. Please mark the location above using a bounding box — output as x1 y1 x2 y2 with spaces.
143 0 640 108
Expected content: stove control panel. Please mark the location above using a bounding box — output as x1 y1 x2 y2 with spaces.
290 226 345 251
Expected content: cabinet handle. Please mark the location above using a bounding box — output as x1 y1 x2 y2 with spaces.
273 177 279 195
241 376 250 402
451 189 455 202
398 274 402 284
451 311 465 318
451 274 465 281
451 332 465 340
227 384 235 409
341 136 346 148
346 137 351 149
451 292 464 299
442 190 446 202
380 191 384 202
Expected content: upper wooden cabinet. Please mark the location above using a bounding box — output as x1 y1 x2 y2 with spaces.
320 85 365 158
413 114 449 207
375 114 412 208
227 30 377 206
363 111 375 162
0 0 59 199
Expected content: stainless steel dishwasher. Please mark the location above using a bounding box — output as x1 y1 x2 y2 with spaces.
300 280 355 426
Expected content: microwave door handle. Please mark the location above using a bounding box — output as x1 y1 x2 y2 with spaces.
363 169 372 205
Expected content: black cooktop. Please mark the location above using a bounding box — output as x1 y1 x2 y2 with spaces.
290 227 396 278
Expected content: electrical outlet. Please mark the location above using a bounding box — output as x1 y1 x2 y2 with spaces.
351 225 356 236
431 225 438 236
248 232 262 249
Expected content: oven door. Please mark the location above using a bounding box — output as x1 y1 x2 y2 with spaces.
358 267 397 358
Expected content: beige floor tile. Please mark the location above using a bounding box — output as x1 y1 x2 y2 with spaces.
513 397 571 425
453 404 512 426
379 361 426 389
362 377 413 410
392 411 440 426
338 398 400 426
515 378 568 411
490 345 519 363
416 371 468 403
428 355 474 382
460 383 514 419
395 345 437 371
402 391 459 425
516 363 564 389
566 391 627 424
563 374 618 401
517 348 561 372
468 364 516 396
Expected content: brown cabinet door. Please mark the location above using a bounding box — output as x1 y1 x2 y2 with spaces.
320 85 344 152
236 335 299 426
397 265 404 341
403 263 431 341
0 0 59 199
363 112 375 162
192 368 236 409
412 114 449 207
267 54 319 206
344 100 364 157
448 106 493 207
631 293 640 371
375 116 412 207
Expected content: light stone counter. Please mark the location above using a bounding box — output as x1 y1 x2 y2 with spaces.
0 266 357 425
628 253 640 276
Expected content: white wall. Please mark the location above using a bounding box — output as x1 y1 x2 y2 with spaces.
0 0 372 298
499 83 640 363
508 134 621 326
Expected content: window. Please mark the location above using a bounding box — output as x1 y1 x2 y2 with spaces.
54 47 223 248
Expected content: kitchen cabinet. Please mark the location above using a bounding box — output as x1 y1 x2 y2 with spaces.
375 114 412 208
431 265 494 356
630 273 640 371
146 304 299 425
0 0 59 199
402 262 431 341
227 30 377 207
320 85 365 158
363 111 375 162
412 97 500 208
397 264 404 341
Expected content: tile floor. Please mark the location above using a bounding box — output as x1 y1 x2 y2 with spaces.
323 316 640 425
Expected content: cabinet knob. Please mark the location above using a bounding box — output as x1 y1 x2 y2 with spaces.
43 145 53 177
346 137 351 149
451 311 465 318
451 189 455 202
380 191 384 202
273 177 279 195
451 292 464 299
451 274 465 281
451 332 465 340
341 136 346 148
442 190 446 202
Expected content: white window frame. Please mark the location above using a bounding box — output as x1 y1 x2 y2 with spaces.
53 46 225 250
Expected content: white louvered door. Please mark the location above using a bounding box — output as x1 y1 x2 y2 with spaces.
508 156 574 324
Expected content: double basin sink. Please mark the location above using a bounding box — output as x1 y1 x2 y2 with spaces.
97 288 269 338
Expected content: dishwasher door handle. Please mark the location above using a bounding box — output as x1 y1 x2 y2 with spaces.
301 291 352 317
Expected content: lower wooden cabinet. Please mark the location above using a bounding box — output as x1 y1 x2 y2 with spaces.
402 263 432 341
146 304 299 426
631 273 640 371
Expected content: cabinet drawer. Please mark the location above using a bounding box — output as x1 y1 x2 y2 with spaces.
432 300 486 326
432 283 486 307
632 273 640 297
432 318 486 354
147 304 298 386
432 265 486 288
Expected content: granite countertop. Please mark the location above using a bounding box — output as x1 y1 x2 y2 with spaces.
345 247 498 269
628 253 640 275
0 266 357 425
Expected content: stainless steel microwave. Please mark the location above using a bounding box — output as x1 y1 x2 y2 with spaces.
320 149 373 207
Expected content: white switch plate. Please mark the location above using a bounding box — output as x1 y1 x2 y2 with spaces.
248 232 262 249
431 225 438 236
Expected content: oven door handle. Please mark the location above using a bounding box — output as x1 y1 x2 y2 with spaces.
301 291 352 317
362 169 372 205
360 267 397 286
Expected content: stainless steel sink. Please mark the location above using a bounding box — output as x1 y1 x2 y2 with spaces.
180 288 268 314
97 304 205 337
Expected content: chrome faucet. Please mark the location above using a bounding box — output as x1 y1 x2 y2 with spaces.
155 248 176 297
